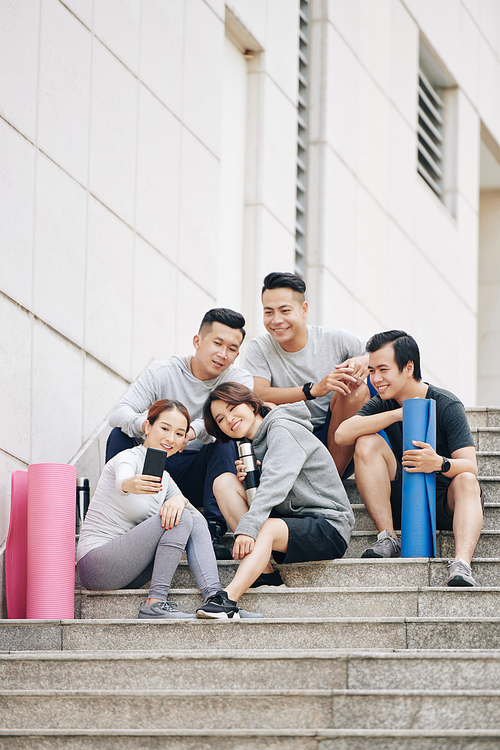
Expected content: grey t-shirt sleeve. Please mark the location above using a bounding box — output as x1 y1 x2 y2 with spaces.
337 328 366 361
244 340 272 382
108 366 161 438
440 399 474 454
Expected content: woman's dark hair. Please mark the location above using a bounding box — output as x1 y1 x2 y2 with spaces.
262 272 306 302
146 399 190 432
198 308 246 341
203 383 270 443
366 330 422 381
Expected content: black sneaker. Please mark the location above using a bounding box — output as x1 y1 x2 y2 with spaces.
196 590 240 619
208 521 232 561
249 570 285 589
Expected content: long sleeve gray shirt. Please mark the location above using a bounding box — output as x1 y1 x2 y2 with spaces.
234 402 354 544
109 356 253 451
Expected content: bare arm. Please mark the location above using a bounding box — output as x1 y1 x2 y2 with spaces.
252 367 360 406
402 444 477 476
335 408 403 446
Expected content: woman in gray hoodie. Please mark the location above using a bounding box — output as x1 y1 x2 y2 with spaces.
196 382 354 619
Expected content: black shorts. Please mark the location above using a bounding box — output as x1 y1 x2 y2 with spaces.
272 514 348 564
390 462 484 531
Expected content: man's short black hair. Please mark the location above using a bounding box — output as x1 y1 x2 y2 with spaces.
262 272 306 301
199 308 246 341
366 330 422 381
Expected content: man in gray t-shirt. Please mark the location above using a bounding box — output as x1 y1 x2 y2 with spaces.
244 272 370 477
106 308 253 559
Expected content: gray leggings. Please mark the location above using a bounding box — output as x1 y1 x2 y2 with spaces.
77 507 221 601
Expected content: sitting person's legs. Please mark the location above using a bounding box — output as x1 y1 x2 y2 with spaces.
213 472 280 583
77 511 194 616
443 473 483 586
326 383 370 477
354 433 402 558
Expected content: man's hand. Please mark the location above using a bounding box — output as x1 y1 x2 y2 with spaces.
335 354 369 385
122 475 162 494
310 368 359 398
179 426 196 453
160 494 187 528
232 534 255 560
402 441 442 473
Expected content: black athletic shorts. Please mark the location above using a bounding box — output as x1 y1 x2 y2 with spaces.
390 461 484 531
272 514 348 564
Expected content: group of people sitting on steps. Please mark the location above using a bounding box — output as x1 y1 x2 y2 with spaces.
76 271 484 620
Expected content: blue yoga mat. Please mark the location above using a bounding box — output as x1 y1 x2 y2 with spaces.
401 398 436 557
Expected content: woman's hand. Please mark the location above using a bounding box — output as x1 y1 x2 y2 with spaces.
235 458 261 484
160 494 187 529
122 475 162 495
232 534 255 560
235 459 247 483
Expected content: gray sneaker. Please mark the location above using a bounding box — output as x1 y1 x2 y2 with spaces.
138 600 195 619
447 559 476 587
361 529 401 559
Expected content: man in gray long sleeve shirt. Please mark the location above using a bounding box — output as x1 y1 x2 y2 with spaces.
106 308 253 559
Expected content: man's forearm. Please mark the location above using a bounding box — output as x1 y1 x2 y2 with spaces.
336 412 400 445
252 383 306 405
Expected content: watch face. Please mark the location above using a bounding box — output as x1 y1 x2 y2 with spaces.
441 459 451 473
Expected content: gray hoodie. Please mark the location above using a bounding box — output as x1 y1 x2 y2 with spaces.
234 402 354 545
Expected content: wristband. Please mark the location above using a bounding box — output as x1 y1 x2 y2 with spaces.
302 382 316 400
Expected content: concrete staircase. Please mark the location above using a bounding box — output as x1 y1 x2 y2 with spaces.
1 407 500 747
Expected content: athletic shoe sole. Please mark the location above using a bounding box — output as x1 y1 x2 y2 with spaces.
447 575 475 587
196 610 241 620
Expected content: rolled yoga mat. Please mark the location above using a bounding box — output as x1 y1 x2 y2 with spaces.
401 398 437 558
6 471 29 619
26 463 76 619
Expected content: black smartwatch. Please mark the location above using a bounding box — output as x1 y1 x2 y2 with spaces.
438 457 451 474
302 382 316 400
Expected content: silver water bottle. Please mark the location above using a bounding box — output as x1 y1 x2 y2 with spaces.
237 439 260 503
76 477 90 539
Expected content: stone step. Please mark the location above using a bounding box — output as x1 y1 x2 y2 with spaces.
75 587 500 620
345 477 500 505
1 727 500 750
3 615 500 652
351 502 500 530
346 530 500 558
471 428 500 451
476 453 500 476
1 687 499 731
164 557 500 590
328 689 500 730
2 649 500 692
465 407 500 429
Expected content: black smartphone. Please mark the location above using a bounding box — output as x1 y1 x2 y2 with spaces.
142 447 166 480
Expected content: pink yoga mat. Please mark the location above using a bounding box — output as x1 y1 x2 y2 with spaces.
6 471 29 619
26 463 76 620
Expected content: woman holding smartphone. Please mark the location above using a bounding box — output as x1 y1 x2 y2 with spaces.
196 383 354 619
77 399 222 619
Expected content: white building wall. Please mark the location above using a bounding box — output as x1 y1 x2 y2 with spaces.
0 0 299 555
307 0 500 406
1 0 499 563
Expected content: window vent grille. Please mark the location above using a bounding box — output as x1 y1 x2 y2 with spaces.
295 0 309 274
417 68 444 199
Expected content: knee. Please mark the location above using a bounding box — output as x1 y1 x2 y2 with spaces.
450 472 481 500
172 509 194 539
213 472 239 501
354 433 381 462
